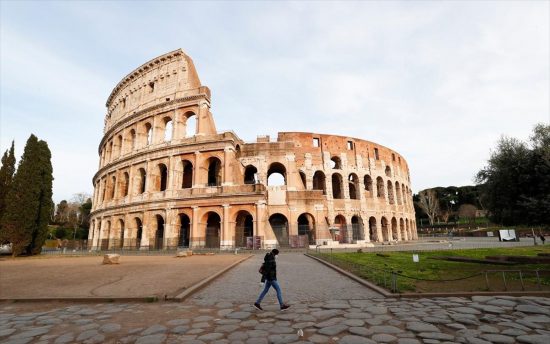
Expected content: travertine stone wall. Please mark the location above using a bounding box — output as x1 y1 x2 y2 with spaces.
89 49 417 251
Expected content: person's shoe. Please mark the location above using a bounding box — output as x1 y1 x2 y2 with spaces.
280 304 290 311
253 303 263 311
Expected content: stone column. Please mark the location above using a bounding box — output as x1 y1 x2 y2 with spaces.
223 147 233 186
191 206 200 248
193 151 201 187
376 217 383 243
140 211 151 250
167 155 176 191
255 201 267 248
165 208 177 249
222 204 231 249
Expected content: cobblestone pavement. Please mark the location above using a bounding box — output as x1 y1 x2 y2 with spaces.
1 254 549 344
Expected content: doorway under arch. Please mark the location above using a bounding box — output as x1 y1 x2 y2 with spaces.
179 214 190 248
205 212 221 248
368 217 377 242
351 215 364 241
269 213 289 247
235 211 254 248
297 213 316 245
154 215 165 250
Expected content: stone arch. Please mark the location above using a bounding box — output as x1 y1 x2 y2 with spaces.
145 122 153 146
269 213 289 247
178 213 191 247
135 217 143 249
244 165 258 184
332 173 343 199
330 156 342 169
110 175 116 200
267 162 286 186
400 218 406 241
385 166 391 177
137 168 146 194
387 180 395 204
184 111 197 137
395 182 402 205
115 135 123 159
364 175 373 193
348 173 360 200
334 215 348 243
128 129 136 152
235 210 254 248
204 212 221 248
107 141 113 163
391 217 398 241
121 172 129 197
369 217 378 242
376 177 385 199
163 116 173 142
299 170 307 189
297 213 316 245
381 217 389 241
312 170 326 194
117 219 125 248
157 163 168 191
181 160 193 188
206 157 222 186
351 215 364 241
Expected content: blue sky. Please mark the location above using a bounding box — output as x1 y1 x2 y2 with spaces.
1 0 549 203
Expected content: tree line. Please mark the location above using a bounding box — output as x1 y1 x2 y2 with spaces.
415 123 550 228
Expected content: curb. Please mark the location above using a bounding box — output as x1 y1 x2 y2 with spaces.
304 253 550 298
173 254 253 301
0 254 253 304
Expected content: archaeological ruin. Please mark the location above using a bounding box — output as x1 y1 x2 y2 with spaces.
88 49 417 250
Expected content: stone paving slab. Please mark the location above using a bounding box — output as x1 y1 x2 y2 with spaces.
0 255 244 299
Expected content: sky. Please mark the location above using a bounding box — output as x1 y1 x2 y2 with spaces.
1 0 549 203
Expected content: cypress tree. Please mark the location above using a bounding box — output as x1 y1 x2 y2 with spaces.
0 141 16 226
1 135 53 256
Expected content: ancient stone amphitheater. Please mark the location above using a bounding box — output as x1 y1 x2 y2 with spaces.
89 49 417 251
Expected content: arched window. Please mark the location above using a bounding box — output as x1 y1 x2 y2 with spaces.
376 177 385 198
269 213 289 247
158 164 168 191
330 156 342 169
110 176 116 199
207 157 222 186
164 118 173 142
381 217 389 241
267 162 286 186
182 160 193 188
185 113 196 137
122 172 129 197
146 123 153 145
385 166 391 177
116 135 123 158
178 214 190 247
332 173 343 199
299 171 307 189
244 165 258 184
130 129 136 151
387 180 394 204
391 217 398 241
395 182 402 205
348 173 359 200
351 215 364 241
138 168 146 194
334 215 348 243
118 219 125 248
364 175 373 192
154 215 164 250
107 141 113 162
135 218 143 249
312 171 326 194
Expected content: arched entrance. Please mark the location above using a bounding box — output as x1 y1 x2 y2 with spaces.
118 219 125 249
205 212 221 248
297 213 316 245
154 215 164 250
235 211 254 248
351 215 364 241
391 217 398 241
207 157 222 186
334 215 348 243
368 217 377 242
381 217 389 242
400 218 406 241
179 214 190 248
135 218 143 249
269 213 289 247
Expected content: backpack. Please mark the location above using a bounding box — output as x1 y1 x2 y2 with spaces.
258 263 265 274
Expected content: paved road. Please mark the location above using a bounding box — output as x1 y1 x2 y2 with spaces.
191 253 381 304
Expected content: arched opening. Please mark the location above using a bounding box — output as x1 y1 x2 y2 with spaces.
118 219 125 249
332 173 343 199
178 214 190 248
267 162 286 186
164 118 173 142
351 215 364 241
364 175 373 194
185 113 197 137
297 213 316 245
158 164 168 191
110 176 116 199
381 217 389 241
391 217 398 241
135 218 143 249
182 160 193 188
122 172 129 197
402 187 407 205
369 217 378 242
330 156 342 169
107 141 113 162
387 180 394 204
400 218 406 241
348 173 360 200
101 221 111 250
205 212 221 248
207 157 222 186
395 182 402 205
299 171 307 189
269 213 289 247
312 171 326 194
138 168 146 194
154 215 165 250
375 177 384 199
130 129 136 151
235 211 254 248
145 123 153 146
334 215 348 243
116 135 123 158
385 166 391 177
244 165 258 184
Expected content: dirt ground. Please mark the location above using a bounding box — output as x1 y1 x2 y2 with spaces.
0 254 245 299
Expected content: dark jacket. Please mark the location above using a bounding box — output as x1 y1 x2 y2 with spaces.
262 252 277 281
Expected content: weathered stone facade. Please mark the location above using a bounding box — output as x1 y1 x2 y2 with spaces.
88 49 417 250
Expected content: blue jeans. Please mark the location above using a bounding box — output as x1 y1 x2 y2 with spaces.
256 279 284 306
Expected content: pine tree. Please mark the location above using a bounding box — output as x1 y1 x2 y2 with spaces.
1 135 53 256
0 141 16 227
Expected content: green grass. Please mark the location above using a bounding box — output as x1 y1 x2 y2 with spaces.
313 246 550 293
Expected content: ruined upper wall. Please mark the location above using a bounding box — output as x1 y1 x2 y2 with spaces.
104 49 204 132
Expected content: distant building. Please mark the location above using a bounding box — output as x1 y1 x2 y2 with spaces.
88 49 417 250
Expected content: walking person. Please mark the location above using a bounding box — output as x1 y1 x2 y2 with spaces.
254 249 290 311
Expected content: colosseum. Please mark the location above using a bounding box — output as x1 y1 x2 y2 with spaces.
88 49 417 251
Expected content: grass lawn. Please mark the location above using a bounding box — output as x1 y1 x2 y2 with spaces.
312 246 550 293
